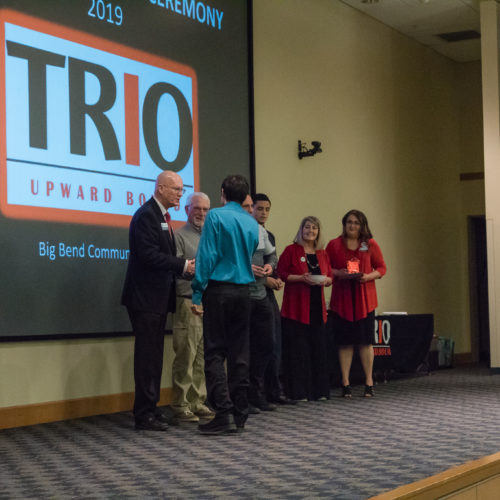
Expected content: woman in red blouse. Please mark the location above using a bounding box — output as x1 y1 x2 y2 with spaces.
277 216 332 401
326 210 386 398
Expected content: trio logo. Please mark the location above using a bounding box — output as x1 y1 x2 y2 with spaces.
0 10 199 227
373 318 391 357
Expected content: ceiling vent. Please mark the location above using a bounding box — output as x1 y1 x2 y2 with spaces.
436 30 480 43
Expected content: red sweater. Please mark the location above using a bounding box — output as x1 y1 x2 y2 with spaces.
277 243 332 325
326 237 386 322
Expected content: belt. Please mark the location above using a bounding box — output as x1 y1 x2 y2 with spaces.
207 280 249 288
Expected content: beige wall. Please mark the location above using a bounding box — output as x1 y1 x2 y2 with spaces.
480 1 500 368
458 59 485 362
0 0 486 410
253 0 484 354
443 474 500 500
0 337 175 407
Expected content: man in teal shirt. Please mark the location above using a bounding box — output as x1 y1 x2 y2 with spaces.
191 175 259 434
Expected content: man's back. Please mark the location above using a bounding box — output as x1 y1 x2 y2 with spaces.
192 201 258 304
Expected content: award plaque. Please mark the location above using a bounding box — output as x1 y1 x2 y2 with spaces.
347 258 360 274
345 258 362 279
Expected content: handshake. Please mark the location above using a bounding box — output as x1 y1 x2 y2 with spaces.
185 258 196 276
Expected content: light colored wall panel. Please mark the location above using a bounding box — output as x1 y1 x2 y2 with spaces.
0 336 174 407
477 474 500 499
253 0 484 353
444 487 477 500
480 0 500 368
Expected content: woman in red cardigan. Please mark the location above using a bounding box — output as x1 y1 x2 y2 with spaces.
277 216 332 401
326 210 386 398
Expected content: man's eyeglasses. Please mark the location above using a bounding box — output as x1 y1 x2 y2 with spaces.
159 184 184 194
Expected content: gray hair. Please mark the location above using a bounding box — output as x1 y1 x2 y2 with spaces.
185 192 210 207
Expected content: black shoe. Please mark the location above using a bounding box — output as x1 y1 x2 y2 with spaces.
135 416 169 431
234 416 246 432
257 401 277 411
250 398 277 411
364 385 375 398
155 409 179 426
271 395 298 405
341 385 352 399
198 415 237 435
248 405 261 415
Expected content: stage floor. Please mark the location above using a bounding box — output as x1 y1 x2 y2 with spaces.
1 364 500 499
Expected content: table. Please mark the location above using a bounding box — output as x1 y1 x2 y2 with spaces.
373 314 434 373
327 313 434 385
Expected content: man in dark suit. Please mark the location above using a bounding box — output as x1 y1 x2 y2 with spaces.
122 170 195 431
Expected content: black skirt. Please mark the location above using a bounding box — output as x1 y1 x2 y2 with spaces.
332 310 375 346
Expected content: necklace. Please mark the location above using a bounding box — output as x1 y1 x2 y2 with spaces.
306 254 319 270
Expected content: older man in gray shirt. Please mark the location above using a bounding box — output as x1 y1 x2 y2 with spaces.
171 192 214 422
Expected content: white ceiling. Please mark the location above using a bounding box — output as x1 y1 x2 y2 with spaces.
339 0 483 62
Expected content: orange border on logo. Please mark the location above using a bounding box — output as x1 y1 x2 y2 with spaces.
0 9 199 228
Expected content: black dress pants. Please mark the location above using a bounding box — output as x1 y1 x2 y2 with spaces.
202 281 251 423
249 296 274 404
127 308 167 422
264 292 283 401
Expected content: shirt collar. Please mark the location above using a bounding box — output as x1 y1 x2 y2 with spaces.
153 196 168 218
225 201 243 209
187 221 202 234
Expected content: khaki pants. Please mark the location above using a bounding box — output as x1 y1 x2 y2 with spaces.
171 297 207 411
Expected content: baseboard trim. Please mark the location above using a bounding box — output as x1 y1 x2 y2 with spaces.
0 388 172 430
369 451 500 500
453 352 473 365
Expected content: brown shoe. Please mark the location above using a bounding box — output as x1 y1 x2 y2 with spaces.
175 409 199 422
193 405 214 418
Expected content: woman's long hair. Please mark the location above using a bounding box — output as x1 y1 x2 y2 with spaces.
294 216 324 249
341 209 373 242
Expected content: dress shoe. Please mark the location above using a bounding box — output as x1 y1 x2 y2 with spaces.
155 409 179 426
234 415 246 432
364 385 375 398
257 401 277 411
272 395 298 405
341 385 352 399
174 409 199 422
193 405 215 418
135 416 168 431
251 399 277 411
198 414 237 435
248 404 261 415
